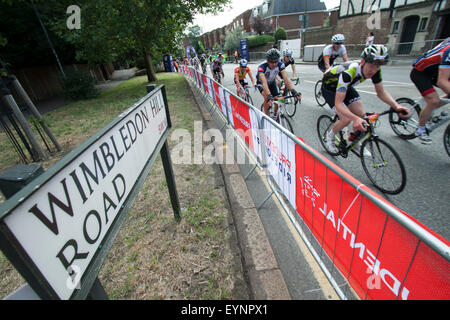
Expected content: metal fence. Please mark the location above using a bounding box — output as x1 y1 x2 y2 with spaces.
180 65 450 300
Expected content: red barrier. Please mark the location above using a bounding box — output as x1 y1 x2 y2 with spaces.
294 143 450 300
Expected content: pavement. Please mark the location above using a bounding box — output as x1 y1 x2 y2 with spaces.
185 79 292 300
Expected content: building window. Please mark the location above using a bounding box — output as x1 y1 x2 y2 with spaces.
418 18 428 32
392 21 400 34
241 18 244 26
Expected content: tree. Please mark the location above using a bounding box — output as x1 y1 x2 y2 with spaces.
224 26 244 52
251 16 272 35
274 27 287 42
42 0 231 82
187 25 203 55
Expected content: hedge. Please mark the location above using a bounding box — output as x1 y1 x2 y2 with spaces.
246 35 275 48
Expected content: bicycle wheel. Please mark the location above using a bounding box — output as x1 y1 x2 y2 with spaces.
245 93 254 106
284 96 297 117
317 114 339 156
315 80 326 107
280 114 294 134
390 98 421 140
360 138 406 195
444 124 450 157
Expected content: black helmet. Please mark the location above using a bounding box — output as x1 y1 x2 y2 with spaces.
361 45 390 65
239 59 248 67
266 48 280 62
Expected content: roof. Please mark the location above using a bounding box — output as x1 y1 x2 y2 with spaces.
260 0 327 17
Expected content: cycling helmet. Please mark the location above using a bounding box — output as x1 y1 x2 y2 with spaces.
282 49 293 57
331 34 345 44
266 48 281 62
361 44 390 65
239 59 248 67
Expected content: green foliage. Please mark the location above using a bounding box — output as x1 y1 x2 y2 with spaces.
224 26 244 51
61 70 99 100
274 27 287 42
246 35 274 48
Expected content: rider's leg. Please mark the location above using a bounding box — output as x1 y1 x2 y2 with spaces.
418 91 445 127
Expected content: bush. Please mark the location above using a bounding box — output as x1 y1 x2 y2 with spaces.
246 35 275 48
61 70 99 100
274 28 287 42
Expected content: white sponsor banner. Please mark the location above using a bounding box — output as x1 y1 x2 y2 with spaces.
263 120 296 210
4 91 168 299
207 79 214 100
219 86 227 117
249 108 262 161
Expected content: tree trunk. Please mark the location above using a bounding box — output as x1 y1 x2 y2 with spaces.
142 48 156 83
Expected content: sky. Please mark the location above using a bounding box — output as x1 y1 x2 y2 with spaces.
191 0 340 34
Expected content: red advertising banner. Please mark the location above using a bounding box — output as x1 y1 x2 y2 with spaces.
228 94 253 151
294 143 450 300
202 75 209 96
212 81 222 109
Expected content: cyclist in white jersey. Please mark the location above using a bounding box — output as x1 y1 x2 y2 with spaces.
318 34 349 72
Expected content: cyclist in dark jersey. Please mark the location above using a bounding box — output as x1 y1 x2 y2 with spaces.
257 48 301 119
281 49 297 80
321 45 410 153
410 38 450 144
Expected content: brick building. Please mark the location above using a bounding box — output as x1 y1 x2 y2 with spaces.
252 0 328 39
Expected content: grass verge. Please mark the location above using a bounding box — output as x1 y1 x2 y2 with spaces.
0 73 247 300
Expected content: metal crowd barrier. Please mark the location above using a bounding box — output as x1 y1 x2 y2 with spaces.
179 65 449 300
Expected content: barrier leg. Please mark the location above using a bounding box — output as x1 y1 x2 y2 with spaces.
256 190 274 210
244 164 257 181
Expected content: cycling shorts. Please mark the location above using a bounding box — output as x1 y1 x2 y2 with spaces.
410 68 438 97
257 81 280 97
234 79 248 87
321 84 361 108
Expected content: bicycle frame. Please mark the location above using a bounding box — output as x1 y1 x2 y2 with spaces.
336 111 389 158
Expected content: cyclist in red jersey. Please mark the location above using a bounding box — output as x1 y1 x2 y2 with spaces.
234 59 256 97
410 38 450 144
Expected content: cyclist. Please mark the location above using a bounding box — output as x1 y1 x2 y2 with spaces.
281 49 297 80
318 34 349 73
234 59 256 97
211 58 223 82
321 45 411 153
257 48 302 120
410 37 450 144
199 54 207 74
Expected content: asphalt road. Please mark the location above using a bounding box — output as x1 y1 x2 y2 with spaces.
219 61 449 242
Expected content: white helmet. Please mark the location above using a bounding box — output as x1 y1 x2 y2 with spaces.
283 49 293 57
331 34 345 44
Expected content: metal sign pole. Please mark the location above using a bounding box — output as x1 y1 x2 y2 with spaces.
147 85 181 221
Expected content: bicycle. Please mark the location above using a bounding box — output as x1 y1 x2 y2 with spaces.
260 95 296 134
391 96 450 156
279 77 300 117
317 110 407 194
212 70 222 84
315 63 340 107
238 84 254 105
314 80 327 107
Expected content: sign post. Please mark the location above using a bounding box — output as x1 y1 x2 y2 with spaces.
0 84 180 299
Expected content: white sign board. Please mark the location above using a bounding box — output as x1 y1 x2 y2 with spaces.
2 90 168 299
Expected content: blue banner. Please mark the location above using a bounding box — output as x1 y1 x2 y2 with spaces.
240 38 250 62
